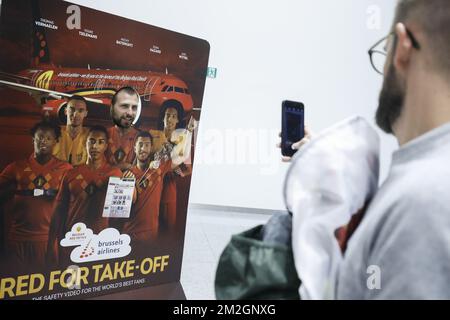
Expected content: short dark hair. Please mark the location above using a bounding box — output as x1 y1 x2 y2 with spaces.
88 125 109 140
67 95 87 106
135 131 153 144
30 120 61 140
111 86 139 106
393 0 450 75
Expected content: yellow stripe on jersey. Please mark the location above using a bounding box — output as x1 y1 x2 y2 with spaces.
53 127 89 166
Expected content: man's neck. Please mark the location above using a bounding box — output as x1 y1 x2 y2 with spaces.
394 75 450 146
35 153 52 165
117 125 132 137
67 125 82 139
164 127 174 139
87 157 106 170
137 160 150 172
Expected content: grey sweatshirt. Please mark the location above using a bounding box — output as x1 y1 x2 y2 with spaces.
336 122 450 300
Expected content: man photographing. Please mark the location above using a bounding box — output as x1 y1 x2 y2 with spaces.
282 0 450 299
336 0 450 299
280 0 449 299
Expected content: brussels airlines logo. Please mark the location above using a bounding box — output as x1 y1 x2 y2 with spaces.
35 70 54 89
60 223 131 263
78 239 95 259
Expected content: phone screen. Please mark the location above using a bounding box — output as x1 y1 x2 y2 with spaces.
282 101 304 157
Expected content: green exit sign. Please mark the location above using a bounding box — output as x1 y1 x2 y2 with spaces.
207 67 217 79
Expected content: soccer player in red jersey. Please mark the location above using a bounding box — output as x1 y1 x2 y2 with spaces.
121 131 174 244
153 106 195 234
0 121 72 270
49 125 122 265
106 87 140 171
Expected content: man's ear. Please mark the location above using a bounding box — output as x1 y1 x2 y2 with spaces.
393 22 414 75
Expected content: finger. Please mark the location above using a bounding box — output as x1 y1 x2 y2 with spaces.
292 138 310 150
281 156 292 162
304 126 313 138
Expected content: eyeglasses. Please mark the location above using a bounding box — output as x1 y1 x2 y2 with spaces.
368 28 420 75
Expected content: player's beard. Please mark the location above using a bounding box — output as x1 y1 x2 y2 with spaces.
137 152 150 164
36 148 50 156
113 114 134 129
375 62 405 134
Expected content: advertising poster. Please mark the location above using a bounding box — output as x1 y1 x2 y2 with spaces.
0 0 210 300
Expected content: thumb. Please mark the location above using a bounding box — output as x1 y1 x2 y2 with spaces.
291 137 310 150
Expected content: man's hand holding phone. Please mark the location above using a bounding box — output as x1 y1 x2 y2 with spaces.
279 100 312 161
277 126 313 162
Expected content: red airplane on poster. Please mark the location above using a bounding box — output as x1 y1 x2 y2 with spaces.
0 6 196 124
0 66 195 123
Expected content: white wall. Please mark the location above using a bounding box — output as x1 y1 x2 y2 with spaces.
69 0 399 210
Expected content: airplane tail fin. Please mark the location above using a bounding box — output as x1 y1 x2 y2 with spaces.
31 0 51 66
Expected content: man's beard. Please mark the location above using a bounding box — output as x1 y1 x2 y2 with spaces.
375 63 405 134
138 155 150 164
113 115 134 129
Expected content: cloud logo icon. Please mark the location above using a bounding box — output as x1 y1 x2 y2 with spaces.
70 228 131 263
60 223 94 247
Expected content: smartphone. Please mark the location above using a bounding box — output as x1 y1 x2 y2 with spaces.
281 100 304 157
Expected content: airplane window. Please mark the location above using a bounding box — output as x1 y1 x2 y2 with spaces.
175 87 184 93
162 85 168 92
167 86 174 92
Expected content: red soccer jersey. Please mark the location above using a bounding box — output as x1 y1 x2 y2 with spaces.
121 160 172 240
0 155 72 242
160 170 179 231
52 162 123 235
106 126 139 166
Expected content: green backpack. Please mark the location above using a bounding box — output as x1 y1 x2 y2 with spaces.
215 222 301 300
